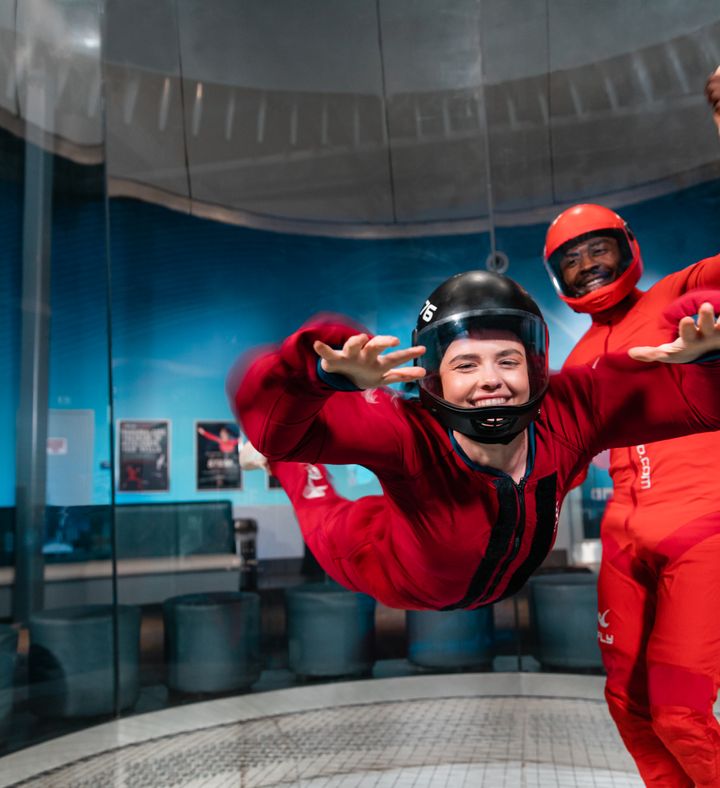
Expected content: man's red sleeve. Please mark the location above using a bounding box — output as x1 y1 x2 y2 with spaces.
683 254 720 290
550 289 720 461
551 352 720 464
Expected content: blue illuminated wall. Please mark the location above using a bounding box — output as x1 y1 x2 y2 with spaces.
107 199 491 504
107 183 720 506
0 181 22 506
1 179 719 509
49 196 111 502
0 179 111 507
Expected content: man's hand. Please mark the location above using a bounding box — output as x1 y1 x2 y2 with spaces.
706 66 720 134
629 302 720 363
314 334 426 389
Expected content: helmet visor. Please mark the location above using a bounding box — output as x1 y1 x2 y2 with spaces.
415 309 548 405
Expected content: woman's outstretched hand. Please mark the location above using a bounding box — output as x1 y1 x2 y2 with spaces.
314 334 427 389
629 302 720 363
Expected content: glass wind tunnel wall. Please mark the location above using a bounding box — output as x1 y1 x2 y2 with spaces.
0 0 718 761
0 0 118 754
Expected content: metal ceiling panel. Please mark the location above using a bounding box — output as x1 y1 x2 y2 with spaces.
104 0 190 203
176 0 394 224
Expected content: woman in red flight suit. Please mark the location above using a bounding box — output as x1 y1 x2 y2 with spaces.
229 270 720 617
544 198 720 785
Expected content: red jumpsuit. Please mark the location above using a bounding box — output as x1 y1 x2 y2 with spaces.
230 313 720 615
564 256 720 787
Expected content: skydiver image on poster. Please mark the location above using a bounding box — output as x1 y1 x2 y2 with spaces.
196 421 242 490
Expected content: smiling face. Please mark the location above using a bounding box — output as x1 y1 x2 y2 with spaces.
559 235 622 297
439 330 530 409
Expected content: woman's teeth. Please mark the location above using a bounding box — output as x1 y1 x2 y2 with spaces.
474 397 509 407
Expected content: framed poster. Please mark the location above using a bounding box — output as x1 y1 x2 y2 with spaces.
196 421 242 490
118 420 170 492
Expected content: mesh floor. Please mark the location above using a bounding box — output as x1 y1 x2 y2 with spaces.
10 695 642 787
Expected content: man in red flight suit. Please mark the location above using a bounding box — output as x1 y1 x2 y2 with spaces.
229 270 720 618
544 142 720 788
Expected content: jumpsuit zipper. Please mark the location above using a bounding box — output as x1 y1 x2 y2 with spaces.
473 475 527 606
445 429 535 609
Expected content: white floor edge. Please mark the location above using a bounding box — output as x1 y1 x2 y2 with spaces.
0 672 607 787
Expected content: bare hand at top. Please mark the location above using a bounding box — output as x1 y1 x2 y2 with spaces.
314 334 426 389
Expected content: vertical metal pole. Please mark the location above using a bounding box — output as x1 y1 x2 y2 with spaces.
13 68 54 622
99 0 121 716
476 0 497 267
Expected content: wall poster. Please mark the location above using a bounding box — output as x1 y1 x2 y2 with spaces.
118 420 170 492
196 420 242 490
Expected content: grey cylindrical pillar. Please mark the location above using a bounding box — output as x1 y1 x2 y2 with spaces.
0 625 18 731
29 604 140 717
163 591 262 693
529 573 602 669
14 90 57 622
407 608 494 669
285 582 375 678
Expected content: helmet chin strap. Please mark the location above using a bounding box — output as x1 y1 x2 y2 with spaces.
461 428 521 445
420 387 543 445
459 409 540 444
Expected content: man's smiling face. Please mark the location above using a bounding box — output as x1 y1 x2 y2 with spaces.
559 235 622 297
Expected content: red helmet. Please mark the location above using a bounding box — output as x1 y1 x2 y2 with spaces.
543 204 642 314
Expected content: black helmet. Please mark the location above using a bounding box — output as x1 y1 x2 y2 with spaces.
412 271 549 444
